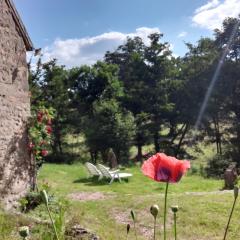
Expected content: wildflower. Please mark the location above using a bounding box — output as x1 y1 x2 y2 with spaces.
142 153 190 183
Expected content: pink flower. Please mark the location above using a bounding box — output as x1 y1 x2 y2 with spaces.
41 149 48 157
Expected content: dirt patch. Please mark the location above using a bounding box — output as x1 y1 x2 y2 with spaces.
112 208 164 240
68 192 114 201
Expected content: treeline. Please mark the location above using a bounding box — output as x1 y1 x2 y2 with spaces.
29 17 240 174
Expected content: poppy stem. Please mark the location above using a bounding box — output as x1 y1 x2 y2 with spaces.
133 221 138 240
46 204 60 240
174 213 177 240
163 181 169 240
153 217 156 240
223 196 237 240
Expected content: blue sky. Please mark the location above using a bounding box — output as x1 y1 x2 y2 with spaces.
14 0 240 67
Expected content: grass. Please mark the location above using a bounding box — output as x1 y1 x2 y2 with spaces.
0 138 238 240
28 163 238 240
1 163 239 239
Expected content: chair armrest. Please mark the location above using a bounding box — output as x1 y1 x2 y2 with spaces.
110 169 120 174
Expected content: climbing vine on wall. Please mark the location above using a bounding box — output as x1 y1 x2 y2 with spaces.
28 106 55 169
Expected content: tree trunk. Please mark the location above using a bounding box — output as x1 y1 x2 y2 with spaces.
213 116 222 155
137 144 143 162
154 131 160 153
171 124 186 144
101 150 108 164
175 124 189 157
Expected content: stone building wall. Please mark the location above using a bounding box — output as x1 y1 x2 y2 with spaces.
0 0 33 208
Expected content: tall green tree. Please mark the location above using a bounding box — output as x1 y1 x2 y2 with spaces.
69 61 135 164
105 37 151 161
144 33 176 153
214 17 240 164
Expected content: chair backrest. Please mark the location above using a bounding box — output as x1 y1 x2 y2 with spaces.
97 164 112 178
85 162 101 176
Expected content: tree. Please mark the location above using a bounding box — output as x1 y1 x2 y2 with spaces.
105 37 152 161
144 33 176 153
214 17 240 164
29 59 70 158
69 61 135 164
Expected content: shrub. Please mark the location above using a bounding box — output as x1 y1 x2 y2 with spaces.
205 154 233 178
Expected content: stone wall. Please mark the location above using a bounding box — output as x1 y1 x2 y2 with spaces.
0 0 33 208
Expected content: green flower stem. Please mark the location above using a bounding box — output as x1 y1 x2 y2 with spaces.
163 182 169 240
133 221 138 240
46 204 60 240
223 196 237 240
174 213 177 240
153 217 157 240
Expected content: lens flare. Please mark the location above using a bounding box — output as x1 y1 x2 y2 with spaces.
193 20 240 140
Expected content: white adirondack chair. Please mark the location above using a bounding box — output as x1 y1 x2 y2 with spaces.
97 164 132 184
85 162 103 180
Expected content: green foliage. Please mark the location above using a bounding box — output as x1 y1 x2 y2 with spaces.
19 181 52 213
205 154 232 178
68 61 135 164
29 60 72 159
28 16 240 173
19 191 43 213
29 106 54 168
83 96 135 164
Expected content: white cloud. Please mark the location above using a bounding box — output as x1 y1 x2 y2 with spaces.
177 31 188 38
195 0 220 13
192 0 240 30
42 27 161 68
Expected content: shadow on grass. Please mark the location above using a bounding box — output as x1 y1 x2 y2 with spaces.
73 177 110 186
73 177 129 186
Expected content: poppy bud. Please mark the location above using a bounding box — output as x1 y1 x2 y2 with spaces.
41 190 49 206
234 186 239 199
19 226 30 238
130 210 135 221
127 224 130 234
150 204 159 219
171 205 179 213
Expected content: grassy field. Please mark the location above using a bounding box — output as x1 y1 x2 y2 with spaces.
1 163 239 239
38 164 239 239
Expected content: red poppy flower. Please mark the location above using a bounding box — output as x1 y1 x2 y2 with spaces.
142 153 190 183
41 149 48 157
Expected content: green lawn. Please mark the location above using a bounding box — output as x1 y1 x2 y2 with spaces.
35 164 239 240
1 163 239 240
